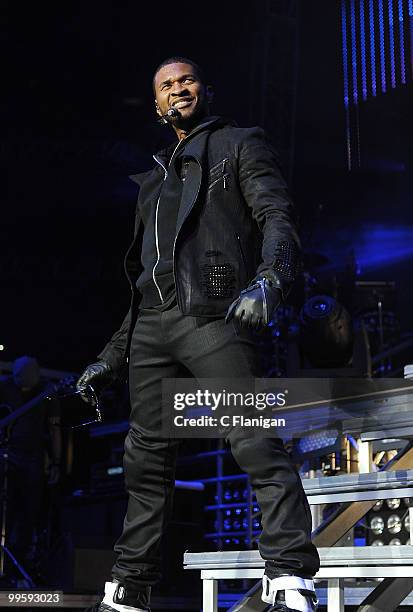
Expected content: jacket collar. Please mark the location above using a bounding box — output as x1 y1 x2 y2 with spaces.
154 115 234 164
129 115 235 185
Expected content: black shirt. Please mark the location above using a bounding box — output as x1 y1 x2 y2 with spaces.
136 139 186 308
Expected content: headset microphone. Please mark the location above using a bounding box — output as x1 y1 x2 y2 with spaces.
165 107 180 119
158 106 181 124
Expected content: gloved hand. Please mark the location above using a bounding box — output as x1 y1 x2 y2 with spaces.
225 270 283 331
76 360 114 405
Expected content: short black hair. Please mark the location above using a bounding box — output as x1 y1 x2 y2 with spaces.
152 56 206 92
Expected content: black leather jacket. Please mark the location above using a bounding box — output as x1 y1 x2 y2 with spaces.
98 116 301 371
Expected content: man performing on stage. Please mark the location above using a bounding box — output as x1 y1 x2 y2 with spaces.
77 57 320 612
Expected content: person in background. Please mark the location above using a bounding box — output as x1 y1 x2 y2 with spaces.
0 356 62 581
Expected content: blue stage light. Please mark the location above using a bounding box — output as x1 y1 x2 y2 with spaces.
296 429 340 455
351 0 359 103
369 0 378 96
388 0 397 87
409 0 413 80
342 0 411 111
357 226 413 270
342 0 351 110
360 0 368 100
378 0 387 92
398 0 407 84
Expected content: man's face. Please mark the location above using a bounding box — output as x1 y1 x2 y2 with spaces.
154 62 210 127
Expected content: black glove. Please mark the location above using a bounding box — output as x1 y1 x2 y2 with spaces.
225 270 283 331
76 360 115 405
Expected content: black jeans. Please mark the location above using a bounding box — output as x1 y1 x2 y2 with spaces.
111 302 319 588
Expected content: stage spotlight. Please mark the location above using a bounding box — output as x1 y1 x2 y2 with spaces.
387 515 402 534
371 539 384 546
372 500 384 511
370 516 385 535
387 498 401 510
300 295 353 367
389 538 402 546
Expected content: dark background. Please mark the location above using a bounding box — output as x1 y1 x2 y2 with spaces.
2 0 413 372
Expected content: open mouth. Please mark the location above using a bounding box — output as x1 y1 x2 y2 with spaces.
172 98 194 109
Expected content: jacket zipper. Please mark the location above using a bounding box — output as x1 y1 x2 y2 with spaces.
152 142 182 304
152 155 168 303
208 156 229 176
207 157 230 191
208 174 230 191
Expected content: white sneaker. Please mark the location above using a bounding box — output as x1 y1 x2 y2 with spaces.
98 581 151 612
261 574 318 611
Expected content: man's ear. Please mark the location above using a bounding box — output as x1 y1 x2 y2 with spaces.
206 85 214 104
